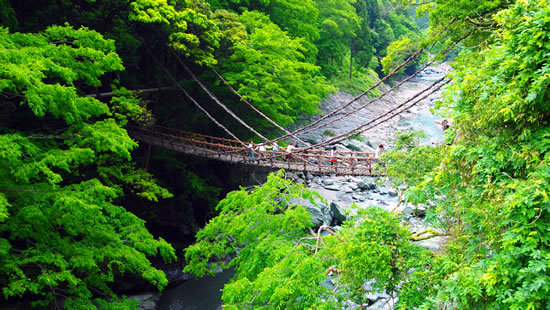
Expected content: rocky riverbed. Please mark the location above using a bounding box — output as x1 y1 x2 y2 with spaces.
152 63 451 310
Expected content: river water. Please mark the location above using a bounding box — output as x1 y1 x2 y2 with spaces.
159 270 235 310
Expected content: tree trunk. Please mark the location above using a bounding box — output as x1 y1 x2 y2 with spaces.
349 48 353 80
145 79 162 171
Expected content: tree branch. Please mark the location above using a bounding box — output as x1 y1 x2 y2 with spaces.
410 228 449 241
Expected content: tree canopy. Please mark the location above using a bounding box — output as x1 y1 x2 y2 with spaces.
0 25 175 308
383 1 550 308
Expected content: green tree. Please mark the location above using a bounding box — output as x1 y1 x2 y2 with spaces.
0 25 175 308
185 171 429 308
315 0 360 70
381 35 421 76
395 1 550 308
206 0 320 60
217 11 334 127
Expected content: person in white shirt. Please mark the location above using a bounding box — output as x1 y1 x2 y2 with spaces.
330 146 336 165
248 140 255 159
375 144 384 159
258 141 267 159
271 142 279 159
285 142 295 160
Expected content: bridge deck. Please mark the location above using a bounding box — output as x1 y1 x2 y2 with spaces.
129 126 383 176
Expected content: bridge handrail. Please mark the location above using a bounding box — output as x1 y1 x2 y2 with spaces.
128 125 383 175
132 125 378 156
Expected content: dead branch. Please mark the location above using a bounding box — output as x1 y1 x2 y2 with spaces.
410 228 449 241
325 266 344 275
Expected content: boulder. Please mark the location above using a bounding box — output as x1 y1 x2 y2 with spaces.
319 279 335 290
365 293 379 303
330 202 347 224
288 198 332 227
388 189 398 197
342 185 354 193
324 184 340 191
357 181 376 191
413 207 426 218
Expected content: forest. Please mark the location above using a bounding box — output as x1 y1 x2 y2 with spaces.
0 0 549 309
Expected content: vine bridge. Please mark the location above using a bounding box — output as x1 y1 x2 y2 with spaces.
129 22 465 177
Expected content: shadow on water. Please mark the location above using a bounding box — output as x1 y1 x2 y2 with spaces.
159 269 236 310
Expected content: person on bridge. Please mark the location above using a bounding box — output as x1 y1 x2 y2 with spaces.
258 141 267 159
248 140 255 160
330 146 337 166
285 142 295 160
375 144 384 159
271 142 279 159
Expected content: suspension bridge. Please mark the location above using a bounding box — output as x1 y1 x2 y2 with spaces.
128 20 466 176
129 125 381 176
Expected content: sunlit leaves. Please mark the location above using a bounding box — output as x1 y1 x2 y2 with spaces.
185 171 428 308
396 1 550 308
218 11 334 126
0 26 174 308
128 0 221 66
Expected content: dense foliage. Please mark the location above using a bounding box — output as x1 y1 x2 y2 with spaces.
383 1 550 308
184 171 429 309
0 25 175 308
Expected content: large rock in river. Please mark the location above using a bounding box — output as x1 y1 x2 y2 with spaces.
288 198 332 227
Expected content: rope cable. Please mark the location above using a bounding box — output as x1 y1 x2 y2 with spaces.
121 16 246 145
292 28 472 140
171 49 269 141
211 68 311 146
311 77 450 149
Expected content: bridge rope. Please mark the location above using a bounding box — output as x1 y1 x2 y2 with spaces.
121 16 247 145
311 77 451 149
210 68 311 147
172 49 269 141
293 29 472 143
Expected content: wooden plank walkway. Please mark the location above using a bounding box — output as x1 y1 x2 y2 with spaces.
129 126 383 176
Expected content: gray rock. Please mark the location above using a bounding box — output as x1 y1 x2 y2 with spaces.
388 189 398 197
368 298 391 310
288 198 332 227
324 178 335 185
413 207 426 218
402 206 414 217
343 185 354 193
347 139 374 152
366 293 379 303
319 279 335 290
341 300 360 310
357 181 376 191
330 201 347 223
324 184 340 191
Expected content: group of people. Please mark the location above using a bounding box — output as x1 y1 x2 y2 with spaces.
247 140 292 160
247 140 385 164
